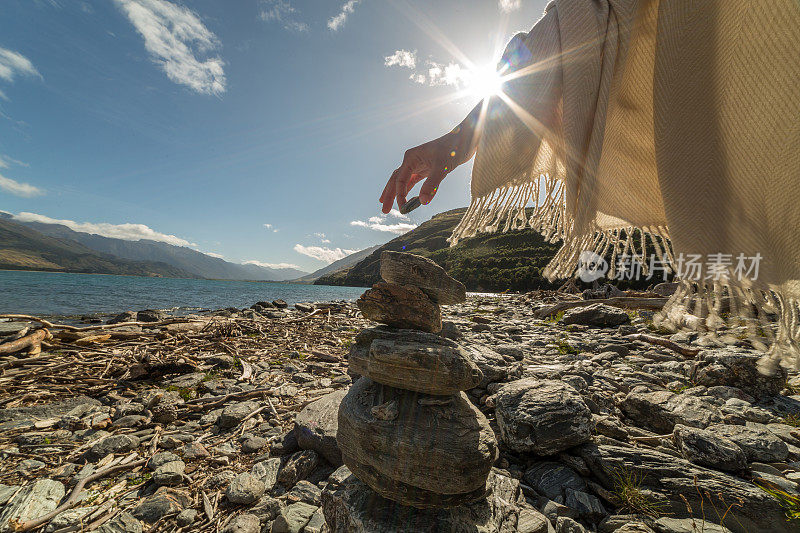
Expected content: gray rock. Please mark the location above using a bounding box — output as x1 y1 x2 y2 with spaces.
577 443 791 533
183 442 210 460
357 282 443 333
0 478 64 532
562 304 630 327
652 517 732 532
672 425 746 472
152 460 186 486
462 343 515 387
614 523 656 533
271 502 318 533
690 349 787 399
44 506 96 532
87 434 140 460
303 507 327 533
131 488 191 523
555 516 587 533
620 390 722 432
705 423 789 462
563 488 606 522
523 462 587 502
221 513 260 533
517 508 550 533
0 485 18 506
226 473 265 505
277 450 319 488
322 470 542 532
148 451 180 469
97 512 143 533
495 379 593 455
241 436 267 454
250 495 282 521
295 389 347 465
176 509 197 527
287 480 322 506
337 378 497 507
136 309 166 322
251 458 281 490
218 401 259 429
379 251 466 305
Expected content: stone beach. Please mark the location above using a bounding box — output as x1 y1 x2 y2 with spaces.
2 256 800 532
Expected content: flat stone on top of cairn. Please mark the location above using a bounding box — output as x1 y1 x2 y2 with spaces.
380 251 466 305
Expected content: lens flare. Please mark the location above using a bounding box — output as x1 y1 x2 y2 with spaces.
466 64 504 99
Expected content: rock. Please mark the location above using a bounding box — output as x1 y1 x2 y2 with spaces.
495 379 593 455
217 401 259 429
176 509 197 527
672 425 746 472
273 299 288 309
183 442 210 460
562 304 630 327
152 460 186 486
136 309 166 322
577 443 791 533
652 282 680 297
620 390 722 433
705 423 789 462
277 450 320 488
271 502 318 533
563 488 606 522
295 389 347 465
251 458 281 490
226 473 265 505
87 434 140 460
524 462 587 502
690 348 787 399
132 488 191 523
271 429 300 456
0 478 64 532
287 480 322 506
241 436 267 454
462 342 516 387
555 516 587 532
0 485 18 506
652 517 732 532
379 251 466 305
221 513 260 533
517 508 550 533
322 470 541 532
337 378 497 508
348 327 482 395
97 512 143 533
107 311 137 324
303 507 327 533
357 282 442 333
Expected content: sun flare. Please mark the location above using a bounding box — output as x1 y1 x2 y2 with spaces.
465 64 505 99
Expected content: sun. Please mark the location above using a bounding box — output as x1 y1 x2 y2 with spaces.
465 64 505 99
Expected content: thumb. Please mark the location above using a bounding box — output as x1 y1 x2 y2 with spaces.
419 169 446 206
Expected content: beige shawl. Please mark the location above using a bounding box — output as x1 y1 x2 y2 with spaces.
450 0 800 370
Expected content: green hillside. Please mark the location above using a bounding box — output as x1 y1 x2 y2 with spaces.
315 208 561 292
0 219 196 278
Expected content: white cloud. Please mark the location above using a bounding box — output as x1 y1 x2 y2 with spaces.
114 0 226 96
263 223 279 233
385 51 467 88
313 232 331 243
350 212 416 235
12 211 196 246
384 49 416 69
0 89 7 101
205 251 224 259
0 155 28 169
328 0 361 32
245 260 302 270
293 244 359 264
0 174 44 197
498 0 522 12
0 47 40 83
387 208 409 220
260 0 309 32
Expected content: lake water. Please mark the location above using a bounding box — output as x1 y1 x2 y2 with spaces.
0 270 366 317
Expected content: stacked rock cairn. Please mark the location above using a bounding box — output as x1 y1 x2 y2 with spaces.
336 251 499 508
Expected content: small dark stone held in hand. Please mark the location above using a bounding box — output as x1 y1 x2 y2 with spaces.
399 196 421 214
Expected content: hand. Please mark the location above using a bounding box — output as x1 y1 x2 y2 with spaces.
379 138 452 214
380 104 482 214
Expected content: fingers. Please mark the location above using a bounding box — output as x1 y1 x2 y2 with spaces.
380 170 398 213
419 167 446 205
393 163 412 211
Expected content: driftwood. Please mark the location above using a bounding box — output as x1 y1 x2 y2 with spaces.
13 457 147 531
0 328 52 356
535 297 669 318
625 333 701 357
0 314 197 332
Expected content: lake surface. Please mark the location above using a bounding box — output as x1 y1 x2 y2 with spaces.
0 270 366 317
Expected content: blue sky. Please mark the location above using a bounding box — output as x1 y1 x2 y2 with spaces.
0 0 547 272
